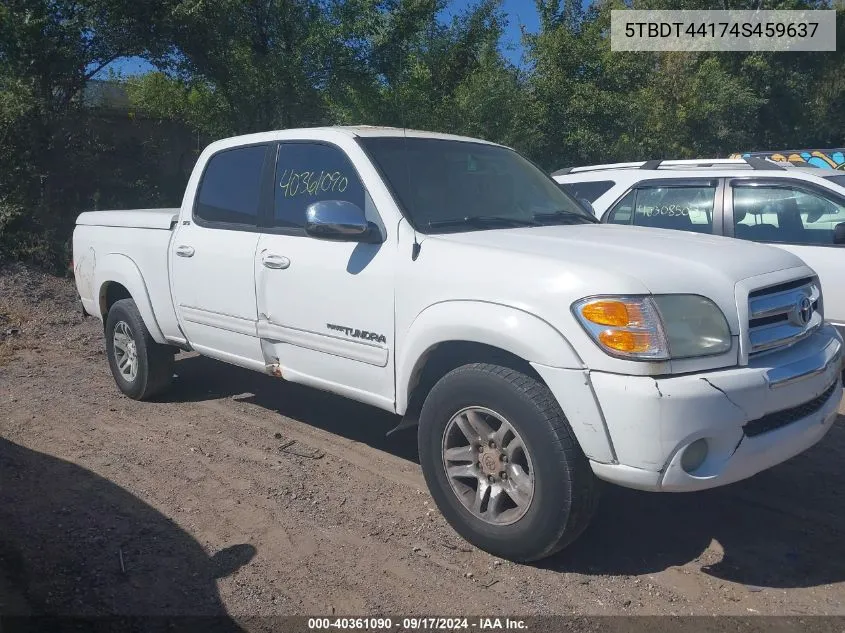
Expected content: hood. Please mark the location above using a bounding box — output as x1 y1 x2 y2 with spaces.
431 223 807 295
423 223 813 337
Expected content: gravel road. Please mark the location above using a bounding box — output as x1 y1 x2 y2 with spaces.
1 263 844 628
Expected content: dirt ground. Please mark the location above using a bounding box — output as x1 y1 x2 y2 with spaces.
2 263 845 627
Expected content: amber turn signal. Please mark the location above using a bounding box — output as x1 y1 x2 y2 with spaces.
580 299 647 327
572 295 670 360
598 329 655 354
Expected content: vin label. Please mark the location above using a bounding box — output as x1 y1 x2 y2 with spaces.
611 10 836 51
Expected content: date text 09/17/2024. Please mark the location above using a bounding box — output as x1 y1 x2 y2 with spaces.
306 618 527 630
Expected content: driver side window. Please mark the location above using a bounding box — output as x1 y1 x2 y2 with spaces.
274 143 367 229
607 185 716 234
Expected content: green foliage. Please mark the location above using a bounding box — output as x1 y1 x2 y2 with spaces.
126 73 231 137
0 0 843 270
159 0 337 131
525 0 844 169
0 0 190 270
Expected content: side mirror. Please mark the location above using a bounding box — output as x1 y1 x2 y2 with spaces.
834 222 845 245
578 198 595 215
305 200 381 243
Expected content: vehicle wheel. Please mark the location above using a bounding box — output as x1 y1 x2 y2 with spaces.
105 298 174 400
418 363 599 562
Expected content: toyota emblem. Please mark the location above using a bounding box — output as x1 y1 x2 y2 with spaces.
797 296 813 325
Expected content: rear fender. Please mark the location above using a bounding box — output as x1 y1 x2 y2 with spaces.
95 253 167 344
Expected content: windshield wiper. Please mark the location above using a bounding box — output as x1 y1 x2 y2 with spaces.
533 210 599 224
428 216 541 229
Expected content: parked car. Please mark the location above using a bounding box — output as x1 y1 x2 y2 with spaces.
554 158 845 336
74 129 843 562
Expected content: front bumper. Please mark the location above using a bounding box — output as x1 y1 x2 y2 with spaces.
550 325 842 492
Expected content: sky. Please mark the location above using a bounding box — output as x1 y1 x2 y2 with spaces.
106 0 541 77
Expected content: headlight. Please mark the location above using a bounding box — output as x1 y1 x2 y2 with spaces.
572 295 731 360
652 295 733 358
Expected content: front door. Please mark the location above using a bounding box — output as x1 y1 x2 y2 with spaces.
255 141 396 410
170 143 273 369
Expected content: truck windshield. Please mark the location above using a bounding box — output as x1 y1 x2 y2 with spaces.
358 137 596 233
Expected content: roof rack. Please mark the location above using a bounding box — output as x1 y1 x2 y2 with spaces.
552 157 787 176
745 157 787 171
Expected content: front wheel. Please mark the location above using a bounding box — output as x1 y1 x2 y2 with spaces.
105 298 174 400
418 363 599 562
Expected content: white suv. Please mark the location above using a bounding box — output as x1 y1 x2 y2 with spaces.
554 159 845 334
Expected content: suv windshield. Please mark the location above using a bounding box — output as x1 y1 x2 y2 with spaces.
359 137 596 233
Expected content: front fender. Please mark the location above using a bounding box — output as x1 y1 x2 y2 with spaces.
397 300 584 414
397 301 616 463
95 253 167 344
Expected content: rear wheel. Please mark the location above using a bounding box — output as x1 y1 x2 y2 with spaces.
418 363 599 562
105 299 174 400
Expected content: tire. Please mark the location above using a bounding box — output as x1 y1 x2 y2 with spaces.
418 363 599 562
105 298 174 400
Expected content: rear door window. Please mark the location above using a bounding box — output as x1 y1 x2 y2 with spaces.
195 145 269 227
732 183 845 245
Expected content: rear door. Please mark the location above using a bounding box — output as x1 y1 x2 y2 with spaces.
724 178 845 328
169 143 274 369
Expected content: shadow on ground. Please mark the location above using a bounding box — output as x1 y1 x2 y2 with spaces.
167 354 845 590
165 353 418 463
543 443 845 588
0 437 252 630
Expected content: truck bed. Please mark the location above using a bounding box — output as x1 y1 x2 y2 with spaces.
76 208 180 230
73 208 184 345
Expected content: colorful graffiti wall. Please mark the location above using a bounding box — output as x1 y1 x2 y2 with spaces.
729 149 845 170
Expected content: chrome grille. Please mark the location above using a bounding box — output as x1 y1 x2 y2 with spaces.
748 277 821 354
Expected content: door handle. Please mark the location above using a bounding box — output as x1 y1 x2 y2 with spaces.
176 245 195 258
262 253 290 269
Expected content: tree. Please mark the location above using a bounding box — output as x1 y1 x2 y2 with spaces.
157 0 338 131
0 0 174 267
126 72 231 137
2 0 843 269
526 0 844 169
327 0 536 151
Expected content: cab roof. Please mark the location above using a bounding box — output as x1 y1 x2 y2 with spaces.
319 125 501 146
204 126 504 156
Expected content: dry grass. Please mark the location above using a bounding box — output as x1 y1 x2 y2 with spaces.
0 263 96 367
0 309 26 367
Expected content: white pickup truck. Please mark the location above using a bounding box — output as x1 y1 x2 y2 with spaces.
73 127 843 562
